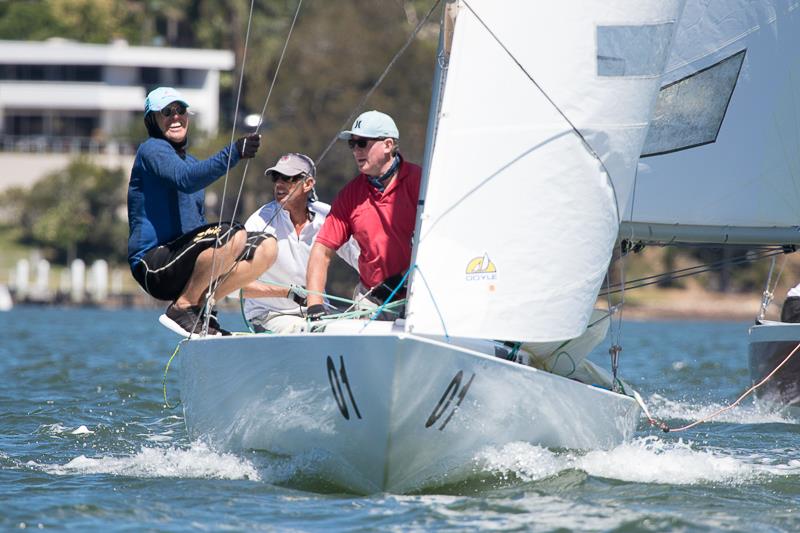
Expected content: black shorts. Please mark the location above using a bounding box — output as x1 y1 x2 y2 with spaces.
131 222 274 301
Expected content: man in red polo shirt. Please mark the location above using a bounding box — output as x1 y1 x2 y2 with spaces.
306 110 421 319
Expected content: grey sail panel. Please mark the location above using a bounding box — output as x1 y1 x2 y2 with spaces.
641 50 745 157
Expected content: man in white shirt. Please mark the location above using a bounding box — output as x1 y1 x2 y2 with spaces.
243 153 359 333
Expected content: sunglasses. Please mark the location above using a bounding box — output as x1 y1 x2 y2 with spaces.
160 104 187 117
347 137 385 149
271 172 305 183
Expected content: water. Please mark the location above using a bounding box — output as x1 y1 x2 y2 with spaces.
3 307 800 531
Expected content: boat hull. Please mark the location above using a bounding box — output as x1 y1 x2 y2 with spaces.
180 328 640 493
748 321 800 413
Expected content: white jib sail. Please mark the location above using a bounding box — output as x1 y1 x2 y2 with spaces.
621 0 800 245
406 0 686 343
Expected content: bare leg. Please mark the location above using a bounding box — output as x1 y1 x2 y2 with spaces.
213 236 277 299
174 230 249 309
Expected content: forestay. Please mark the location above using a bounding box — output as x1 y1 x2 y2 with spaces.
405 0 685 343
621 0 800 245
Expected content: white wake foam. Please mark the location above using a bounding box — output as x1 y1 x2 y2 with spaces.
30 441 260 481
476 436 800 485
646 393 795 425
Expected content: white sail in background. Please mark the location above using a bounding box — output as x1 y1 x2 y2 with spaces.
622 0 800 245
406 0 685 343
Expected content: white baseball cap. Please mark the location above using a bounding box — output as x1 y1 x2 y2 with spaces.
338 110 399 140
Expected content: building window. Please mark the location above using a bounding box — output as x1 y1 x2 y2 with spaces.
140 66 160 88
6 115 44 135
0 64 102 81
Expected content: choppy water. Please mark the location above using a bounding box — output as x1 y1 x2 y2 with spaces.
2 307 800 531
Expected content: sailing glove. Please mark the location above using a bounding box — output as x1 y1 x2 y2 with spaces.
306 304 327 321
287 284 307 307
236 134 261 158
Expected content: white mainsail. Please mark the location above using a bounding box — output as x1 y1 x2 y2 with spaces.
621 0 800 245
406 0 686 343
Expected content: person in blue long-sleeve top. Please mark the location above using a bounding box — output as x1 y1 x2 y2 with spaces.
127 87 276 336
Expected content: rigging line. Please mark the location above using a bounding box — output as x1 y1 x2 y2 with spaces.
651 341 800 433
201 0 257 334
162 339 186 409
460 0 621 221
621 161 641 248
410 265 450 340
601 249 786 294
759 255 778 321
228 0 306 228
315 0 443 165
195 179 308 313
600 254 784 295
605 248 780 289
760 253 789 320
359 266 413 333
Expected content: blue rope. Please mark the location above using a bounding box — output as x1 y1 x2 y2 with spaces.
368 266 413 321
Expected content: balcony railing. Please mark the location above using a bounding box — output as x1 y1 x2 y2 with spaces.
0 134 138 155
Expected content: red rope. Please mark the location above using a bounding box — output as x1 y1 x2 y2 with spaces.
642 341 800 433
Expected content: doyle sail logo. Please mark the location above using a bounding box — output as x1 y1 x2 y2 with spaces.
465 253 497 281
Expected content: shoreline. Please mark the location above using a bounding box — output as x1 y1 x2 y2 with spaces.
609 288 765 322
8 290 770 322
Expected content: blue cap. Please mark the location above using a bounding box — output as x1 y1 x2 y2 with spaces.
338 110 399 140
144 87 189 114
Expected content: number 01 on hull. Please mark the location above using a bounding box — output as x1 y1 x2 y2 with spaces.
180 328 640 494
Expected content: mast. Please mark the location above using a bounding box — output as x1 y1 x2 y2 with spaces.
407 0 457 293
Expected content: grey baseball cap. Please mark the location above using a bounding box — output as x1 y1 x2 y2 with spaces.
264 153 316 177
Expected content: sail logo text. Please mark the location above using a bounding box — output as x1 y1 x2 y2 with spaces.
465 253 497 281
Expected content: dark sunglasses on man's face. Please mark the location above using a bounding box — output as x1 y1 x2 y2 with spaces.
160 104 187 117
271 172 304 183
348 137 384 150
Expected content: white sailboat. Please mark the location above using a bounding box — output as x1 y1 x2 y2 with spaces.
177 0 716 493
0 284 12 312
610 1 800 413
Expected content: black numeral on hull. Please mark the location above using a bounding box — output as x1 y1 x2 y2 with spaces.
327 355 362 420
425 370 475 430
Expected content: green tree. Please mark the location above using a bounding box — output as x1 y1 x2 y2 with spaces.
0 158 128 263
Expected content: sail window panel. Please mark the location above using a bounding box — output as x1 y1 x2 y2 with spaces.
641 50 745 157
597 23 674 77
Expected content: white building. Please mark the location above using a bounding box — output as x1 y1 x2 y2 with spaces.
0 38 235 191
